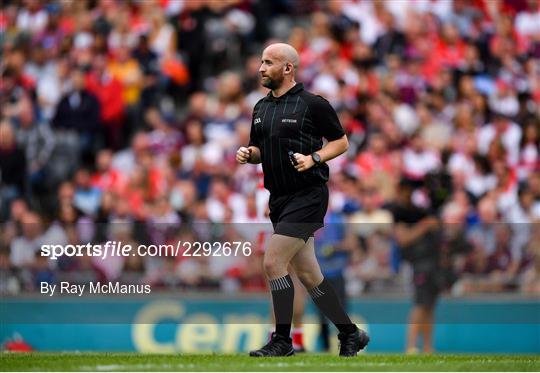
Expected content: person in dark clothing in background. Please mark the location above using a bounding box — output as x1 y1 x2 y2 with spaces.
52 68 101 166
391 180 440 354
0 120 27 221
391 177 472 354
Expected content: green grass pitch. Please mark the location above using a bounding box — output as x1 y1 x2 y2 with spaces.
1 353 539 371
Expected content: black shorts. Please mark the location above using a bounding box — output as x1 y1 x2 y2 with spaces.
413 271 440 306
269 184 329 242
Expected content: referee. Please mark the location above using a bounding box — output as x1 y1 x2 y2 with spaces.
236 43 369 357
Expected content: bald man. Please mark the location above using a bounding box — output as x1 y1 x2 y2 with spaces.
236 43 369 357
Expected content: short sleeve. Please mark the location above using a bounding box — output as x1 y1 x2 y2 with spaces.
309 96 345 141
248 100 262 148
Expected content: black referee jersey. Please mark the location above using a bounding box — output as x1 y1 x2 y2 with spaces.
248 83 345 196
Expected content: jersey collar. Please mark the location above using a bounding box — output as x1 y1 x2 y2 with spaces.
267 83 304 100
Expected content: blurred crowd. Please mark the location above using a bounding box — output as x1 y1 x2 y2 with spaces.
0 0 539 296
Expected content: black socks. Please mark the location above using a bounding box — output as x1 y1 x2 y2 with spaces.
269 274 294 338
270 276 355 338
309 278 356 334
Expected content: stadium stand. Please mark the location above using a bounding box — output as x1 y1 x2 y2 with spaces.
0 0 539 297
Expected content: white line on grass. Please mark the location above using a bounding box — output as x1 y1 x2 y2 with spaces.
81 363 197 371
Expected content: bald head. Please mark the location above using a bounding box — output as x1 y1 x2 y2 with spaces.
263 43 300 70
259 43 300 92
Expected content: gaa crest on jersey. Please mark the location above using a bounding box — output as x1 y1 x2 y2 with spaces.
254 118 261 124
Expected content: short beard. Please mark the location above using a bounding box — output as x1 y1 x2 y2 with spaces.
261 75 284 90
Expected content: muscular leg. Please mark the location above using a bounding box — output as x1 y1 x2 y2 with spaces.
288 238 324 288
263 234 305 279
289 238 355 334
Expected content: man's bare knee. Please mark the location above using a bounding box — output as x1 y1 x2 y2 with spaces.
263 234 305 278
263 256 287 278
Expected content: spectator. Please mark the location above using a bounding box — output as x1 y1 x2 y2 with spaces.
468 196 499 257
72 169 102 217
52 68 101 165
3 199 29 243
107 45 143 107
439 200 473 284
0 120 26 219
465 154 497 199
0 65 33 122
86 54 126 150
486 224 515 276
16 0 48 34
111 132 150 176
518 119 540 180
144 107 182 159
206 177 246 223
31 251 55 290
348 179 393 238
14 98 55 193
477 112 522 166
492 160 519 213
35 56 71 122
355 132 399 180
9 212 45 268
146 195 180 245
91 149 126 195
0 248 21 295
180 119 222 196
348 234 393 294
402 132 440 182
148 9 176 59
448 135 477 181
55 181 75 214
132 34 159 75
373 11 406 63
520 226 540 295
91 222 135 282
